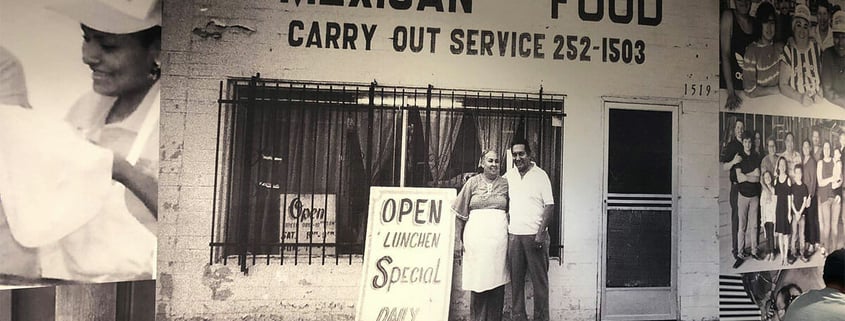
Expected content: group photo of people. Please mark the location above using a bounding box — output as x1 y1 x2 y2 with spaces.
0 0 159 287
720 112 845 273
720 0 845 110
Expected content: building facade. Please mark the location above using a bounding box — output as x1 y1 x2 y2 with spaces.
157 1 721 320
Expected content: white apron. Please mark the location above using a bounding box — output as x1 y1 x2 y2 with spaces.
462 209 510 292
40 86 159 282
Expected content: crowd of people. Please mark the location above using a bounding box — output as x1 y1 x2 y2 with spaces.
721 0 845 109
723 118 845 269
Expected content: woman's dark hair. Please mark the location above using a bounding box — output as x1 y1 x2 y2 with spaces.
785 131 795 144
762 170 773 183
777 156 788 176
802 138 813 157
752 131 760 152
824 140 832 152
755 2 777 41
819 0 833 14
132 26 162 48
774 283 802 311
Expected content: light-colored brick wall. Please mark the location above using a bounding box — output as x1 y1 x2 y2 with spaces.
158 1 720 320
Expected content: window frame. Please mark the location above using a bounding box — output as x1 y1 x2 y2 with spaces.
209 76 566 272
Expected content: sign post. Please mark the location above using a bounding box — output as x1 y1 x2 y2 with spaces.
356 187 456 321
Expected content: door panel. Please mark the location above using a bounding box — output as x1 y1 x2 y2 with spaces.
607 109 672 195
606 208 672 288
602 104 677 320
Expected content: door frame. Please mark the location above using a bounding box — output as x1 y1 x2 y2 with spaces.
598 99 680 321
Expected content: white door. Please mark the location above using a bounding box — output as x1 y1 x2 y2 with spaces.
601 102 678 320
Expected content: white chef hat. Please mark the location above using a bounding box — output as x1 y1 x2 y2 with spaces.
48 0 161 34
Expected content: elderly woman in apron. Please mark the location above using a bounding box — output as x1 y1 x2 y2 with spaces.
452 150 510 321
0 0 159 283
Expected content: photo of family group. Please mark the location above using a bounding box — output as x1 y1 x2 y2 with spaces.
719 112 845 274
720 0 845 110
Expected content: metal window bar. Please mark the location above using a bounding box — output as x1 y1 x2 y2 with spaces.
253 75 267 269
212 75 565 272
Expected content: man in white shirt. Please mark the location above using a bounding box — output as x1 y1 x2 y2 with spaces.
506 138 554 321
783 248 845 320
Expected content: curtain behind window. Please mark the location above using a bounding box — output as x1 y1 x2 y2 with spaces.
225 104 356 256
422 112 462 183
350 108 401 246
475 114 519 162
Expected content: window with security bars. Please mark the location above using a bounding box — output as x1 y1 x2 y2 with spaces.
210 75 565 271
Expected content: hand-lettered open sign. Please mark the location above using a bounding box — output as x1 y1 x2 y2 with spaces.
279 194 336 257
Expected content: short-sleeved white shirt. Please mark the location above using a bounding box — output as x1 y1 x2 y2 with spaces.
506 162 555 235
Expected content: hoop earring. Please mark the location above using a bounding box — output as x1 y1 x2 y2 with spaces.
149 60 161 81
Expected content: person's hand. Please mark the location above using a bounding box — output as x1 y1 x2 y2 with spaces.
111 153 158 218
732 153 743 165
801 93 814 107
533 232 544 249
725 92 742 110
812 93 824 104
454 246 463 264
737 170 747 182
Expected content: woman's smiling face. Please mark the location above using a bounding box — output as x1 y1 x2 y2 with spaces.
793 18 810 41
81 25 159 97
481 151 500 177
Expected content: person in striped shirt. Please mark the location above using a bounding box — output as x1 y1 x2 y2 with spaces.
779 4 826 106
743 2 784 98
